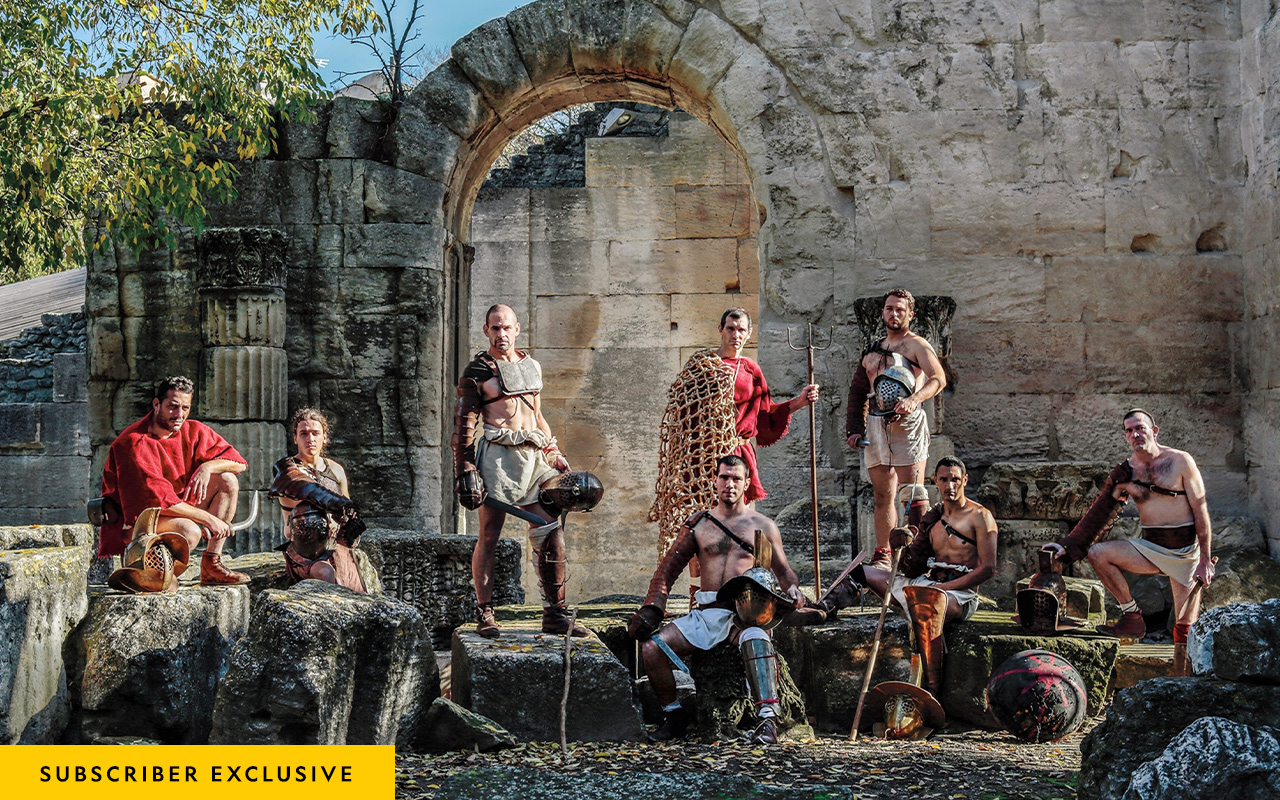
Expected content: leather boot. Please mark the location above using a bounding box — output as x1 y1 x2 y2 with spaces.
749 717 779 745
869 547 893 571
649 705 691 742
1098 611 1146 639
475 604 501 639
1172 622 1190 676
811 562 868 620
530 522 589 637
200 550 249 586
904 585 948 699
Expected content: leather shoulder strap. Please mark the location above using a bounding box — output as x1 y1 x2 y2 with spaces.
695 511 754 555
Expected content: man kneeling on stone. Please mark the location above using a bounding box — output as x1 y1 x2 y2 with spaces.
98 375 250 588
453 303 595 639
805 456 996 701
1040 409 1214 646
629 455 805 744
270 407 366 592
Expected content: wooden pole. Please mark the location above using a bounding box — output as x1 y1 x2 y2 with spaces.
806 335 821 598
560 610 577 757
849 546 903 741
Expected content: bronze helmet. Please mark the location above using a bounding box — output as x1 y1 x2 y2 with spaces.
716 566 796 631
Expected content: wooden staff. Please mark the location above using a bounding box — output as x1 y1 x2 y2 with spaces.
787 323 833 596
1172 556 1215 677
560 609 577 757
849 543 904 741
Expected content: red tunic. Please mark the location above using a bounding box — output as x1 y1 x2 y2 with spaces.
721 356 794 502
98 414 246 556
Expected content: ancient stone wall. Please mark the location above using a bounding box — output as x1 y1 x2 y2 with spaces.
1240 0 1280 558
469 110 760 598
83 1 1280 593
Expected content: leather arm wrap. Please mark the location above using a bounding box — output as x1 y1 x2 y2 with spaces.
641 524 699 612
846 363 871 438
898 503 942 579
451 378 485 509
1057 461 1131 564
270 458 355 516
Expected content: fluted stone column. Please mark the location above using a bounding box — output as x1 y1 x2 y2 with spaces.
196 228 289 554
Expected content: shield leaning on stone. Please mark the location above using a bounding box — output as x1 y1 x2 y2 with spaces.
985 649 1088 743
717 566 796 631
107 508 191 594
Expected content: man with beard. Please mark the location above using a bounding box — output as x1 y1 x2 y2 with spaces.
1041 409 1214 647
98 375 250 585
847 289 947 570
807 456 997 701
452 303 589 639
630 455 806 744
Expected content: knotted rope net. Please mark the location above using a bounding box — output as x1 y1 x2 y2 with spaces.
649 349 741 558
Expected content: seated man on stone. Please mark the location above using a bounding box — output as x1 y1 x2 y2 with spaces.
270 407 366 592
98 375 250 586
1040 409 1214 644
807 456 997 701
628 455 806 744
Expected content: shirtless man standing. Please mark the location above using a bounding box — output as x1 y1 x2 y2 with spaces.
810 456 997 700
1041 409 1214 646
629 455 806 744
452 304 589 639
847 289 947 570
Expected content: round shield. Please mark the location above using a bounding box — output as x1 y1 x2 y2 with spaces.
985 649 1088 743
539 471 604 512
717 566 796 630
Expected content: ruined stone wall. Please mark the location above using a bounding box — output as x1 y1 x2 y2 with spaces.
469 111 760 599
83 1 1279 587
1240 0 1280 558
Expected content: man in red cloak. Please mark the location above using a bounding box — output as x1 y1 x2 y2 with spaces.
98 375 250 585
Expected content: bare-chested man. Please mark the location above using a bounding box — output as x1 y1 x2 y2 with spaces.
808 456 996 700
452 303 589 639
847 289 946 570
1041 409 1214 645
629 455 805 744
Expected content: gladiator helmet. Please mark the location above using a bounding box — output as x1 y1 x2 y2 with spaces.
864 681 946 740
538 471 604 514
985 649 1088 743
871 353 916 416
1015 549 1082 634
107 530 191 594
716 566 796 630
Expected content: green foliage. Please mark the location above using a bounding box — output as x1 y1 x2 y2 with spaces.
0 0 379 282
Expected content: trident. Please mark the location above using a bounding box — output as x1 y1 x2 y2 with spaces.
787 323 834 596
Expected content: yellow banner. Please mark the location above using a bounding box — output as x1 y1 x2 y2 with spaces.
4 745 394 800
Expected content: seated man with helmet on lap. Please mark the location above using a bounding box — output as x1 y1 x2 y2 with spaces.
629 454 805 745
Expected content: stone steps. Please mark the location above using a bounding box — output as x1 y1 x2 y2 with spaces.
1114 643 1175 690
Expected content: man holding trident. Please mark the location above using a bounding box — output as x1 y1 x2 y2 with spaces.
649 307 819 598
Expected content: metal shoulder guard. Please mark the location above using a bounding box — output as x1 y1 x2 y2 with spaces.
642 523 699 612
1057 461 1131 564
847 362 871 438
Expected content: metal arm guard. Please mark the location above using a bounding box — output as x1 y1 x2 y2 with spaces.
452 377 485 510
846 362 872 438
629 523 698 638
898 503 944 579
1056 461 1132 564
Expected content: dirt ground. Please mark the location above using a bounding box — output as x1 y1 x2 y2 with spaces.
396 718 1094 800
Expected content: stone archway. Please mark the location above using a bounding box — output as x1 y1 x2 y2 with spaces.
379 0 849 567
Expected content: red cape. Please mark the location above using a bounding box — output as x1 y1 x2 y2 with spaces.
98 414 245 556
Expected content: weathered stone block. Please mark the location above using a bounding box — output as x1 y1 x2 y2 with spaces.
359 531 523 649
198 346 288 421
363 163 446 225
1012 574 1106 624
942 611 1118 728
327 96 386 160
416 696 516 753
1199 549 1280 611
0 524 93 551
1079 678 1280 800
688 638 810 741
69 585 250 743
773 496 854 569
993 519 1071 604
1114 643 1175 690
1189 599 1280 683
605 238 738 295
211 581 438 745
668 9 745 102
0 405 37 448
88 318 128 381
209 422 286 494
1123 716 1280 800
0 546 90 743
451 18 534 110
200 291 287 347
673 184 752 238
976 462 1112 521
52 352 87 403
506 0 575 89
773 612 912 734
451 626 645 743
